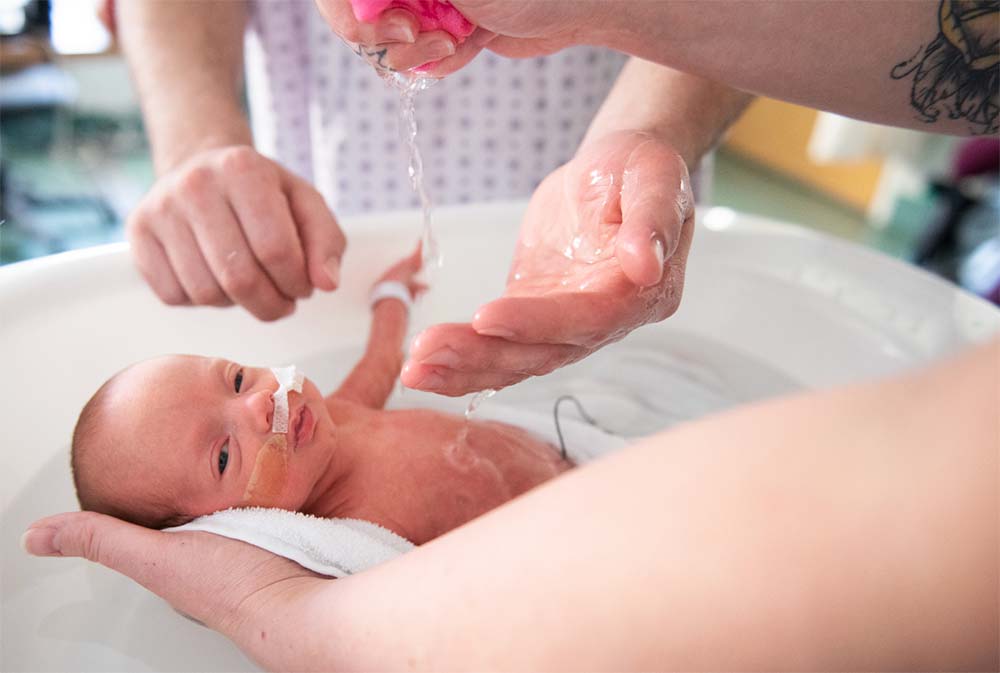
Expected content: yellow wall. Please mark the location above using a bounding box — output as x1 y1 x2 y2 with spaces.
724 98 883 212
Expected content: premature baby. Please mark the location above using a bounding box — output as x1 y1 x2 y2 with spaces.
71 250 571 544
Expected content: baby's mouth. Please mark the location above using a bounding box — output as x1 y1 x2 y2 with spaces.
291 403 316 450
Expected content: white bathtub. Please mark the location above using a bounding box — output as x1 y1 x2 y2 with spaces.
3 202 997 671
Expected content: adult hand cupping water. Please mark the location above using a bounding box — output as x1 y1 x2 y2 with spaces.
401 131 694 396
127 146 346 322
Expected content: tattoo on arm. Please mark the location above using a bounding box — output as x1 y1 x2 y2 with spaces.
891 0 998 134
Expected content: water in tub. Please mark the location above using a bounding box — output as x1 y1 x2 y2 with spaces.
299 329 800 443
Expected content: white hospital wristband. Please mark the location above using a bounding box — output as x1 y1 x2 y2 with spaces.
369 281 412 311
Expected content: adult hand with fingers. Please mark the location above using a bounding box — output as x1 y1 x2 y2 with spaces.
313 0 492 75
21 511 327 671
402 131 695 396
362 0 994 136
24 343 1000 670
127 145 346 322
115 0 346 323
317 0 612 78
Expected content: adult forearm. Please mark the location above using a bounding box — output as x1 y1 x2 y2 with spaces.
596 0 996 136
583 58 753 168
296 339 998 670
117 0 252 174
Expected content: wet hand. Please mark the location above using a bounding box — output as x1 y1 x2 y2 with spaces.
393 0 604 77
401 131 695 396
21 511 326 669
314 0 491 74
127 146 346 321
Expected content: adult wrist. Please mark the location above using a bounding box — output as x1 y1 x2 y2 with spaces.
144 96 252 175
152 128 254 176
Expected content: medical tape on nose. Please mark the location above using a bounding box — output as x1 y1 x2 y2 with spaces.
270 365 304 434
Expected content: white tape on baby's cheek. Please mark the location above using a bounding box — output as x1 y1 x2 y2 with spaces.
270 365 304 434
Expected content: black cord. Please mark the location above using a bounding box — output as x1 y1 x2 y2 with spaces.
553 394 608 460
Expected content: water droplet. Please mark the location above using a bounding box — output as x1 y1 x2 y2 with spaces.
464 388 497 420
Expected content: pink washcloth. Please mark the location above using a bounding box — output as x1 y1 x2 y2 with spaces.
350 0 475 41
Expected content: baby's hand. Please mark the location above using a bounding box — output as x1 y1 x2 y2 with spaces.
373 245 427 301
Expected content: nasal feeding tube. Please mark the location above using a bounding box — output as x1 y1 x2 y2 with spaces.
240 365 303 505
270 365 303 434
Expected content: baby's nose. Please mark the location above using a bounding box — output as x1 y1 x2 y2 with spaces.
245 389 274 433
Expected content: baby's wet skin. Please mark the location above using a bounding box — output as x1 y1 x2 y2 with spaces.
317 399 573 544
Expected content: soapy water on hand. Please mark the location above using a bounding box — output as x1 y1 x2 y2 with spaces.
378 74 620 426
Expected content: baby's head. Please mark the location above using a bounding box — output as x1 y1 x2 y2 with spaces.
71 355 335 528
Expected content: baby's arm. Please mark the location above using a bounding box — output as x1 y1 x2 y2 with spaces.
332 248 424 409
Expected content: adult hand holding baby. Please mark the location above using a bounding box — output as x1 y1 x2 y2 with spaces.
22 511 325 670
403 131 694 395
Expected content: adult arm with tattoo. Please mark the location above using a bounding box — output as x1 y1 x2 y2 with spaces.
327 0 998 135
595 0 999 135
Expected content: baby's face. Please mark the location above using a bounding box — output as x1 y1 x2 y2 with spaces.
101 355 335 520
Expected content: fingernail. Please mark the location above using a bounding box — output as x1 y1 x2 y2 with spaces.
324 257 341 288
653 237 666 268
380 19 415 43
21 527 58 556
426 39 456 59
421 346 460 367
477 326 515 339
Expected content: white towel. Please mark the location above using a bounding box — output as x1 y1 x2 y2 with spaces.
166 509 413 578
167 404 628 577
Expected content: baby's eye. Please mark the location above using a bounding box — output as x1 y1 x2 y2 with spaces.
234 368 244 393
219 440 230 475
